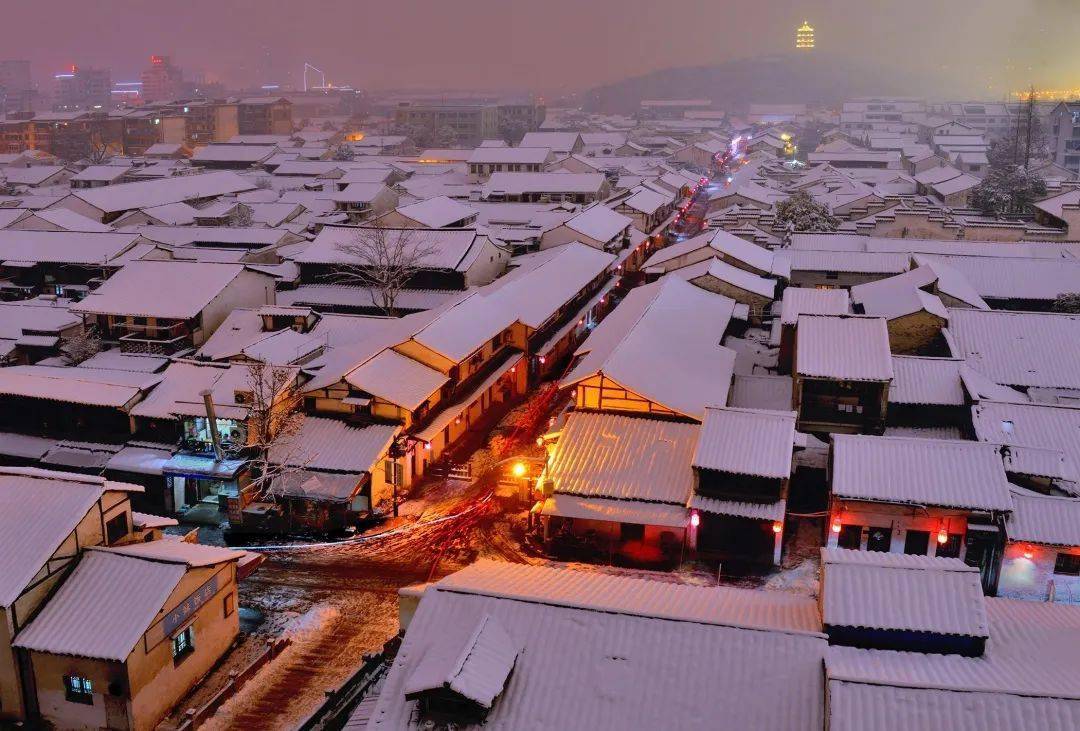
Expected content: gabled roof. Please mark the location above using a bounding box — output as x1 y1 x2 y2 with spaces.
66 171 256 214
1007 487 1080 547
0 230 141 265
888 356 965 406
780 287 851 325
13 549 185 661
562 277 737 420
546 411 698 504
668 257 777 299
831 435 1013 511
394 196 478 228
821 548 988 638
294 226 487 272
563 204 631 243
947 309 1080 389
71 261 255 320
268 416 399 474
971 401 1080 486
0 467 142 606
693 407 795 479
795 315 893 381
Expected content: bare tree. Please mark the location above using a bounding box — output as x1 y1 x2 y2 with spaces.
331 222 439 317
61 326 102 365
231 204 254 227
253 176 274 190
87 130 111 165
237 360 308 500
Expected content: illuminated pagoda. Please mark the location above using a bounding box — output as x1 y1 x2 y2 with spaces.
796 21 815 50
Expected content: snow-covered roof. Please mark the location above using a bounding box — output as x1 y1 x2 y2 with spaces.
13 549 186 661
394 196 478 228
546 411 699 504
948 309 1080 389
270 416 398 473
366 560 826 730
0 467 142 606
693 407 796 479
191 144 277 164
1007 487 1080 547
920 254 1080 304
826 599 1080 731
888 356 965 406
71 261 256 320
778 288 849 327
404 613 520 709
821 548 988 638
344 349 448 411
466 147 551 165
795 315 893 381
784 250 911 276
971 401 1080 485
482 172 606 197
294 225 487 272
0 365 160 408
728 374 794 411
831 434 1013 511
563 278 737 420
667 257 777 299
67 171 256 214
0 230 140 265
563 204 631 243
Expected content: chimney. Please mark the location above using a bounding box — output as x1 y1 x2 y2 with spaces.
200 389 224 461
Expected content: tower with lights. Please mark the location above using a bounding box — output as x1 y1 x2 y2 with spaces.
796 21 815 50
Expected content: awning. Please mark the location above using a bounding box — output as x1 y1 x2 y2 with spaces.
106 444 174 476
162 453 247 480
689 495 785 522
541 494 688 529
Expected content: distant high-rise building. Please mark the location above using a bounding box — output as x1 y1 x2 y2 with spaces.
796 21 815 50
55 65 112 110
141 55 184 102
0 60 33 116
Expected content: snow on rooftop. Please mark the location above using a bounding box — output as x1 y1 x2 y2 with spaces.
795 315 893 382
564 204 631 243
693 407 796 479
69 170 256 214
831 434 1013 511
71 260 255 320
563 278 737 420
13 549 186 661
821 548 988 638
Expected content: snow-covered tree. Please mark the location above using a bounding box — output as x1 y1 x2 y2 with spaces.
331 222 440 317
61 327 102 365
774 191 839 232
1052 292 1080 314
238 360 306 500
331 144 355 161
970 164 1047 216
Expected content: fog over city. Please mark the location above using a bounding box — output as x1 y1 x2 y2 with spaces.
3 0 1078 95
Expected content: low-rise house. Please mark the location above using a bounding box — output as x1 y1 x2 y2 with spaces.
49 171 257 223
481 172 610 204
294 226 509 291
466 147 552 181
13 540 244 731
72 261 278 354
234 416 400 535
518 132 583 155
851 279 948 354
820 548 989 655
0 297 83 365
774 288 851 372
3 165 72 188
330 183 399 223
0 230 144 299
538 411 697 566
0 468 144 722
376 196 479 229
1001 487 1080 603
562 278 737 422
539 204 632 251
364 560 826 731
689 407 795 568
664 258 776 322
828 435 1014 592
190 144 277 170
793 315 893 433
69 164 132 189
970 400 1080 495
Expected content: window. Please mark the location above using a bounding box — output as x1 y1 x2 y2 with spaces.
1054 553 1080 576
937 533 963 559
105 512 128 544
620 523 645 542
838 524 862 549
64 675 93 704
866 526 892 552
172 626 195 660
904 530 930 556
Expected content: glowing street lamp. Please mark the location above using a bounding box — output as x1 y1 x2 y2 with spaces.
511 462 527 478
